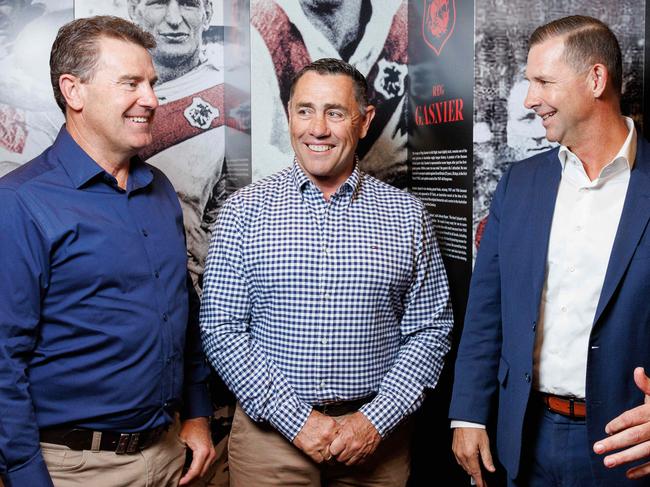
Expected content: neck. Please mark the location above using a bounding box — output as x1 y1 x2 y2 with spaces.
65 117 131 189
567 111 629 181
155 55 201 84
300 0 365 57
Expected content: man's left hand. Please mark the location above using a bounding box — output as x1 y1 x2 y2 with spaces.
594 367 650 479
178 417 217 485
329 412 381 465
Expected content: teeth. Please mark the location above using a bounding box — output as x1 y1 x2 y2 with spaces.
128 117 149 123
308 144 331 152
542 112 555 120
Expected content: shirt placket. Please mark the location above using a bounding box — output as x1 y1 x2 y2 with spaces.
302 189 334 401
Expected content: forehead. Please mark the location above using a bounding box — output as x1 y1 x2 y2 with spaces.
525 36 570 77
95 36 154 73
292 72 357 104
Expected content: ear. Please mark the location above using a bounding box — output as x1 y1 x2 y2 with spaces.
203 0 214 31
589 63 608 98
358 105 376 139
59 74 84 112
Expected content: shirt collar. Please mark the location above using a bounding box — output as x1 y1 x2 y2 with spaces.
557 116 637 178
53 125 153 191
291 157 362 199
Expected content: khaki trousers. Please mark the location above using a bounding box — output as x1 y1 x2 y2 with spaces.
41 418 186 487
229 404 412 487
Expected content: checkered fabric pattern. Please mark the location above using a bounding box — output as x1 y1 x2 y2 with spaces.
200 163 453 440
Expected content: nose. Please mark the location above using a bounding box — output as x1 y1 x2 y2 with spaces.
532 135 546 146
309 113 330 137
139 83 159 111
523 84 539 110
164 0 182 26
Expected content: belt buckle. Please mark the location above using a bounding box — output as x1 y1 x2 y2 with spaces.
126 432 140 454
115 433 131 455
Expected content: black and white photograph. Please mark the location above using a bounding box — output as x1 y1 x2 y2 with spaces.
0 0 71 176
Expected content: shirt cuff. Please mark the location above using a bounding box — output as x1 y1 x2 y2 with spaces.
450 420 486 429
268 397 313 441
359 393 408 437
181 383 213 419
5 451 54 487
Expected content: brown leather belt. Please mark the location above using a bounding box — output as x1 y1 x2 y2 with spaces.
40 425 166 454
312 394 376 416
541 393 586 419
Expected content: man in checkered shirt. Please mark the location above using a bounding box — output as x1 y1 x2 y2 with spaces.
200 58 453 486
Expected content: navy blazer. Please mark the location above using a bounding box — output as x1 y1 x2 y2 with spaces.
450 137 650 485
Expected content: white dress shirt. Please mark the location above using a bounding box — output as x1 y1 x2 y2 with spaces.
452 117 636 429
534 117 636 398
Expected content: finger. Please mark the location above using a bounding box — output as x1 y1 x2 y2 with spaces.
463 453 486 487
179 455 203 485
201 446 217 477
604 403 650 436
601 441 650 469
329 436 344 456
597 421 650 454
627 460 650 479
478 438 496 473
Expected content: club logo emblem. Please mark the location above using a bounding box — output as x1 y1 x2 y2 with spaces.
184 97 219 130
422 0 456 56
374 59 407 99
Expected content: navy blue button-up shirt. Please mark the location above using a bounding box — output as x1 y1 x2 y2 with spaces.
0 128 211 486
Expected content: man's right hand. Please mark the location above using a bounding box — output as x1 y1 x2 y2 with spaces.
452 427 496 487
292 410 339 463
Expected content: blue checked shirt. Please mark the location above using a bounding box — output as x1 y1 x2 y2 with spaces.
200 162 453 440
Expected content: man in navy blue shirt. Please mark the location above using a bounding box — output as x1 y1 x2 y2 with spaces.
0 16 215 487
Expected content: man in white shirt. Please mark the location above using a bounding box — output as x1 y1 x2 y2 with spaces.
451 15 650 486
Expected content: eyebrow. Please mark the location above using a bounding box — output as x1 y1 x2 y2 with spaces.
294 101 348 112
117 74 159 85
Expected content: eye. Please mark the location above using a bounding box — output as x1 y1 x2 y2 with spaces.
327 110 344 120
296 107 313 117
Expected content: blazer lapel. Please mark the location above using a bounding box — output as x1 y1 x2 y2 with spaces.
594 138 650 324
529 150 562 318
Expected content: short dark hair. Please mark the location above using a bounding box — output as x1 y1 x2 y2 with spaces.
50 15 156 113
529 15 622 96
289 58 370 115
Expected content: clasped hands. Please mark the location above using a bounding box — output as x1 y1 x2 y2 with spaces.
292 410 381 466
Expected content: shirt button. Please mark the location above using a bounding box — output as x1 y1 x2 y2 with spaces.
524 373 531 383
569 266 575 273
561 306 567 312
162 313 168 321
319 381 326 389
321 338 328 345
323 293 331 300
154 271 160 278
142 229 149 237
575 225 582 232
532 321 537 332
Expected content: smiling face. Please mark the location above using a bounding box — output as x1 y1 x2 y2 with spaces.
288 71 375 195
129 0 211 69
72 36 158 165
524 36 594 149
507 79 553 159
